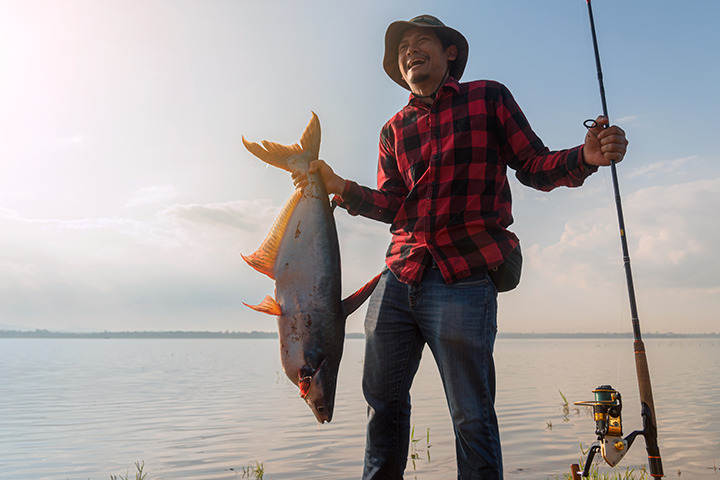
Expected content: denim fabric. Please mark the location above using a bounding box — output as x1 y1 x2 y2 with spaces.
362 266 502 480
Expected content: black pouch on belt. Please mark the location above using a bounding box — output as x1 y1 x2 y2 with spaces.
488 244 522 292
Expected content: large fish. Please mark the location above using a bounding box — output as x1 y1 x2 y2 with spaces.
241 112 380 424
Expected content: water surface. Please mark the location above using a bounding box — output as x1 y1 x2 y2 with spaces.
1 338 717 479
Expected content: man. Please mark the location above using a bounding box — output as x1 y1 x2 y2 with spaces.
293 14 627 480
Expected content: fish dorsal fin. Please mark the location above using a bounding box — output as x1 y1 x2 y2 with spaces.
300 111 321 160
242 188 302 280
342 272 382 317
243 295 282 316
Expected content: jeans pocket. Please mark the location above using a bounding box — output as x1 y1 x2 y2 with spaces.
450 274 489 288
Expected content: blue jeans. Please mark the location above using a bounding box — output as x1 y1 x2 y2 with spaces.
362 265 502 480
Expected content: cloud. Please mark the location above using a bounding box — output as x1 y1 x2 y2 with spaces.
0 208 20 220
1 198 284 254
625 156 696 179
614 115 639 125
158 199 280 232
125 185 179 207
0 261 40 289
5 214 190 250
527 177 720 291
0 199 284 328
525 214 618 289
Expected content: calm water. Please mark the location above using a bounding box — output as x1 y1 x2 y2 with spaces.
1 337 718 479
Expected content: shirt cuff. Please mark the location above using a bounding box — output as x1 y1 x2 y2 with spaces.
578 144 599 177
332 180 362 214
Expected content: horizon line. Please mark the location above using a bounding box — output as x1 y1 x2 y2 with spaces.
1 329 718 339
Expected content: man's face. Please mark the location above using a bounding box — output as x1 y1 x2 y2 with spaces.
398 27 457 90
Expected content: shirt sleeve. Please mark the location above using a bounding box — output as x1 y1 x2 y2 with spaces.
494 84 598 191
333 124 408 224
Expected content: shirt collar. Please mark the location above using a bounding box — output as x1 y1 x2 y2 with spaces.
406 76 461 108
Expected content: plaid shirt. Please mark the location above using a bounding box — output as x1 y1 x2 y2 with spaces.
338 78 596 286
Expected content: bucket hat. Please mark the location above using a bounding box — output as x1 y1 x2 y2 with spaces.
383 14 469 91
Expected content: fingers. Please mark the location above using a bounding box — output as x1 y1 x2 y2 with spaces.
308 160 332 177
291 160 337 191
291 160 325 189
597 125 626 141
291 170 308 190
585 115 608 138
584 115 628 165
595 115 609 128
600 142 626 162
598 125 628 163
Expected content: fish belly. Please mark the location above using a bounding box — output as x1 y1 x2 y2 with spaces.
274 185 344 383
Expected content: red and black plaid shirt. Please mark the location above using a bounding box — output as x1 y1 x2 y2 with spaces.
337 78 596 286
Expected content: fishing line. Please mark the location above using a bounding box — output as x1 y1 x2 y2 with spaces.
257 163 271 180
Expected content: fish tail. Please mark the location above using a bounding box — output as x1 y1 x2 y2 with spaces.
300 111 321 160
242 112 321 171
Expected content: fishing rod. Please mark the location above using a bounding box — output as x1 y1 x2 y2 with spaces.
573 1 664 478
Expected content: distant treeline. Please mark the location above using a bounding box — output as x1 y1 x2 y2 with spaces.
496 332 720 339
0 330 280 339
1 330 717 339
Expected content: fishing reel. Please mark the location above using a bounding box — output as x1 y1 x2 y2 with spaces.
574 385 649 477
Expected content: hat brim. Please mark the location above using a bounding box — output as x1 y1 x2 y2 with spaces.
383 20 469 91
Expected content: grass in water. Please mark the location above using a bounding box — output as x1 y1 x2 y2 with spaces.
547 446 648 480
108 460 270 479
241 461 266 479
409 424 432 470
110 461 147 480
559 389 572 422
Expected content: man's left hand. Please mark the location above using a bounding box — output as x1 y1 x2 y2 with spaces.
583 115 628 166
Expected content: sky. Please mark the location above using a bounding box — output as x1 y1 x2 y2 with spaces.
0 0 718 334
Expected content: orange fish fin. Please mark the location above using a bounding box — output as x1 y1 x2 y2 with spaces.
299 111 321 160
242 113 321 172
342 272 382 317
242 136 293 172
261 140 303 162
242 189 303 280
243 295 282 316
242 136 303 172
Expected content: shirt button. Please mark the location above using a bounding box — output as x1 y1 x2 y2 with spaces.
433 130 438 137
432 181 437 186
433 154 438 159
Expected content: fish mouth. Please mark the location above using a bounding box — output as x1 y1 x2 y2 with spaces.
298 359 325 399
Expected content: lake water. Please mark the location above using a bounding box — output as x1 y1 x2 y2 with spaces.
1 337 718 479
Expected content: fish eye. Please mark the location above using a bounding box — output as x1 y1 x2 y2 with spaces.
317 406 325 413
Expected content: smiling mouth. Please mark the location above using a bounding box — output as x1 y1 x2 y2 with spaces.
407 57 426 71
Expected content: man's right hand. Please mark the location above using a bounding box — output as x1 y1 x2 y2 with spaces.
292 160 346 197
